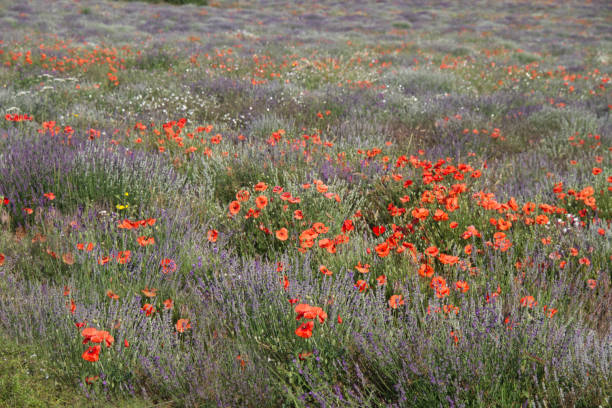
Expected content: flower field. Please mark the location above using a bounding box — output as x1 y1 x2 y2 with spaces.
0 0 610 406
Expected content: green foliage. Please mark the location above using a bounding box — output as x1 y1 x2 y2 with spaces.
0 334 153 408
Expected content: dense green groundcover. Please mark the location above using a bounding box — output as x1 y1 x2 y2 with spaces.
0 335 156 408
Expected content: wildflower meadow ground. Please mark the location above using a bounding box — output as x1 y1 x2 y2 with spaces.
0 0 610 406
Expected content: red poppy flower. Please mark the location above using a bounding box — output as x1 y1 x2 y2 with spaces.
372 225 386 236
254 182 268 192
0 253 4 266
255 195 268 209
355 279 368 292
81 328 114 347
435 285 450 299
229 200 241 215
82 345 101 362
117 219 136 229
236 354 246 368
160 258 176 273
520 295 537 308
318 238 332 249
275 228 289 241
430 276 447 290
438 254 459 265
312 222 329 234
117 250 131 264
163 298 174 309
388 295 404 309
43 192 55 200
106 290 119 300
464 226 483 239
433 209 448 221
141 287 157 297
299 351 313 360
81 328 99 342
316 183 328 193
454 280 469 293
68 299 76 314
341 219 354 233
424 246 439 257
411 208 429 220
236 190 250 202
496 218 512 231
295 321 314 338
62 252 75 265
142 303 155 316
493 232 506 241
207 229 218 242
355 262 370 274
418 263 434 278
137 236 155 247
543 305 558 318
85 376 99 384
175 319 191 333
281 275 289 290
319 265 333 276
294 304 327 323
375 242 390 257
